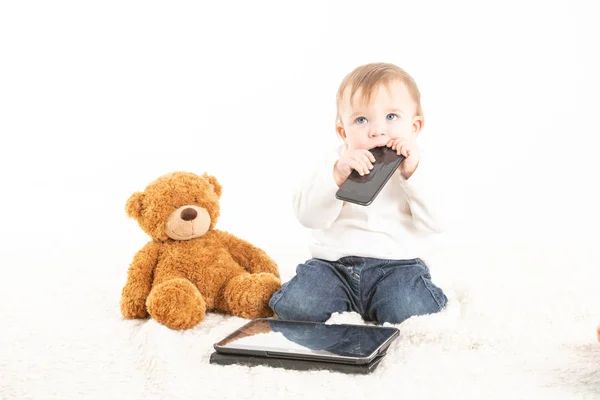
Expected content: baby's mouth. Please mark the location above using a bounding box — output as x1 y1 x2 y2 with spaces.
370 139 390 149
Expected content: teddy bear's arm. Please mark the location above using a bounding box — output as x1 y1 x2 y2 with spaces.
120 240 160 319
216 231 280 278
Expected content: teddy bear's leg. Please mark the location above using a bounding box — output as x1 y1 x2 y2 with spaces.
146 278 206 330
221 272 281 319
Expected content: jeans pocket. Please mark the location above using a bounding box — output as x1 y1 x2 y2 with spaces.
377 259 392 276
421 275 447 310
416 258 431 273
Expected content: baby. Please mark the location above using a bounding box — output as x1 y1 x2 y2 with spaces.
269 62 448 324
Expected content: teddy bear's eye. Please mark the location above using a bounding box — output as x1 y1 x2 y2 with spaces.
193 197 198 203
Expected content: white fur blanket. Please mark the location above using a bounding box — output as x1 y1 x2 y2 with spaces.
1 241 599 400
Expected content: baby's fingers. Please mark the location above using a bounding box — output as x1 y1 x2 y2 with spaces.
350 161 366 176
398 142 410 157
362 149 376 164
391 138 403 151
393 141 403 155
358 158 372 175
351 157 370 176
361 154 374 171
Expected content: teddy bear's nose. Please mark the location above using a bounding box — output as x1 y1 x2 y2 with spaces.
180 208 198 221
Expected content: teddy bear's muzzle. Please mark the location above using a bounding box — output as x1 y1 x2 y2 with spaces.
165 205 211 240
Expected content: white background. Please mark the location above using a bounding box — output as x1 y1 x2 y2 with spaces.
1 0 599 273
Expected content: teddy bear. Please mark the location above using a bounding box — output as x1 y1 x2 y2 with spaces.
120 171 282 330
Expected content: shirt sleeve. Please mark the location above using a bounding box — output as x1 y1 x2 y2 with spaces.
292 148 344 229
398 152 446 233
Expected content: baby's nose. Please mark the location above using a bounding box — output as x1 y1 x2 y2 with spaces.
368 128 386 137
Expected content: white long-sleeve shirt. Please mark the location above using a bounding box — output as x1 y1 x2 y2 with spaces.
293 146 444 262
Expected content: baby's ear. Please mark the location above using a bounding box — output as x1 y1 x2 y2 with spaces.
203 173 222 197
412 115 424 134
126 192 144 220
336 120 347 140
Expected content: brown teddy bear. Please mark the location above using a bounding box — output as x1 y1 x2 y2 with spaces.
120 171 282 330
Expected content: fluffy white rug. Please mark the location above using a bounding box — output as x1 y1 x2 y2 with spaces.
1 240 599 400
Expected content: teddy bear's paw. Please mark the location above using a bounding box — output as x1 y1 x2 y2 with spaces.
120 296 149 320
224 273 282 319
250 255 281 278
146 278 207 330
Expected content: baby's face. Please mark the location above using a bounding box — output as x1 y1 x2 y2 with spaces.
337 80 422 151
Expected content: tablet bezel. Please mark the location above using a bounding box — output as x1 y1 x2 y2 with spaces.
213 318 399 365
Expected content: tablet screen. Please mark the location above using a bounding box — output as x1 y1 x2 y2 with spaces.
214 319 398 359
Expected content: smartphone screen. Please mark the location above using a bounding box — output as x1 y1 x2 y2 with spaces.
335 146 405 206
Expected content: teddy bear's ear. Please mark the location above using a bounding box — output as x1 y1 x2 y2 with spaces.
125 192 144 219
203 173 222 197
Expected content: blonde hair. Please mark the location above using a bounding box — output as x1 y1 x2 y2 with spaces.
336 62 424 123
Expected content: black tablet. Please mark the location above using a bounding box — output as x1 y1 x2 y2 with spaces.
209 351 386 374
213 318 399 365
335 146 405 206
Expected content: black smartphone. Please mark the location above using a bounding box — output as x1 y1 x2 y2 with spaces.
335 146 405 206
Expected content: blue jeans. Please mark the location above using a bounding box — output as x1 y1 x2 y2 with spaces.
269 257 447 324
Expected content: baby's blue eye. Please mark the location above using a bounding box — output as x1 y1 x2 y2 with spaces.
386 113 398 121
356 116 368 124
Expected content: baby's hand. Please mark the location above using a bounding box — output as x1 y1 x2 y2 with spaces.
387 137 420 179
334 149 376 186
